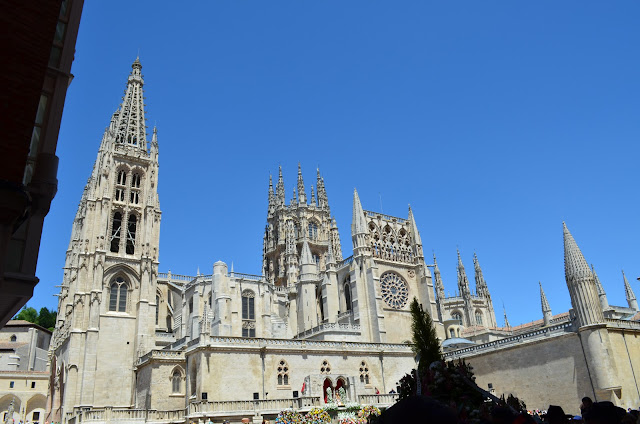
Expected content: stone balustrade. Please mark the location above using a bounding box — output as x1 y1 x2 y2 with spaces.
357 393 399 406
445 321 574 359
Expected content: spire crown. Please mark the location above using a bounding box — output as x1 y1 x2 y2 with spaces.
563 222 592 282
111 59 148 150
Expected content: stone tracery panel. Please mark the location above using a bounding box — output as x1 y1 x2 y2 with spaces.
380 272 409 309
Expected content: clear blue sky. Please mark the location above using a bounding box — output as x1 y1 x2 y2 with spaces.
32 1 640 327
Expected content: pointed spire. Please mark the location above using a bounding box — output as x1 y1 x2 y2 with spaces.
623 270 639 311
352 189 367 235
563 222 605 326
473 252 490 298
316 168 328 209
291 188 297 205
540 282 551 312
326 237 335 266
563 222 592 281
408 205 423 248
275 166 285 205
352 189 369 256
540 282 552 326
503 304 511 329
297 163 306 204
457 250 470 297
310 185 316 206
268 174 274 206
111 58 147 150
591 264 609 311
197 266 201 276
433 253 445 300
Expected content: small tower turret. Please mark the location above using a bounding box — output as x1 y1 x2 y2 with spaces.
540 282 552 326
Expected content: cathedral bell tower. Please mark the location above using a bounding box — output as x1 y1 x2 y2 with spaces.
49 59 161 417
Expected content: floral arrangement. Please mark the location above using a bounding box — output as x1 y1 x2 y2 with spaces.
321 402 339 414
343 402 361 413
358 405 381 419
275 409 304 424
304 407 331 424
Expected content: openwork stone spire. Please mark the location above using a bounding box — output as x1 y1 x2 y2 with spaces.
623 270 639 311
112 58 147 149
563 223 605 327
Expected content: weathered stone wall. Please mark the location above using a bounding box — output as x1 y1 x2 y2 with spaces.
606 328 640 410
182 341 415 403
464 332 592 415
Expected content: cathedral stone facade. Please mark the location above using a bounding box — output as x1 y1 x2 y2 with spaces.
45 60 640 423
46 60 444 423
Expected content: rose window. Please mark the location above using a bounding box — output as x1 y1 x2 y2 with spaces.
380 272 409 309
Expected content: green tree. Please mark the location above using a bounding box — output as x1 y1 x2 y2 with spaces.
13 307 57 331
410 297 443 372
36 307 57 331
14 307 38 323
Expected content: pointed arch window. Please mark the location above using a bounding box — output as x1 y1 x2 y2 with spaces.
452 312 462 325
277 359 289 386
115 170 126 202
126 214 137 254
344 278 352 312
109 276 128 312
242 290 255 337
117 170 127 185
110 212 122 253
475 311 483 325
171 368 183 394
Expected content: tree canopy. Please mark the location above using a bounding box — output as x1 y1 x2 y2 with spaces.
13 307 57 331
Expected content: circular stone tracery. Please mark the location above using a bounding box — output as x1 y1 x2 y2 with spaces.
380 272 409 309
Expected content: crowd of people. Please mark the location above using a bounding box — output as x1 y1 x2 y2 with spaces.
492 397 638 424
